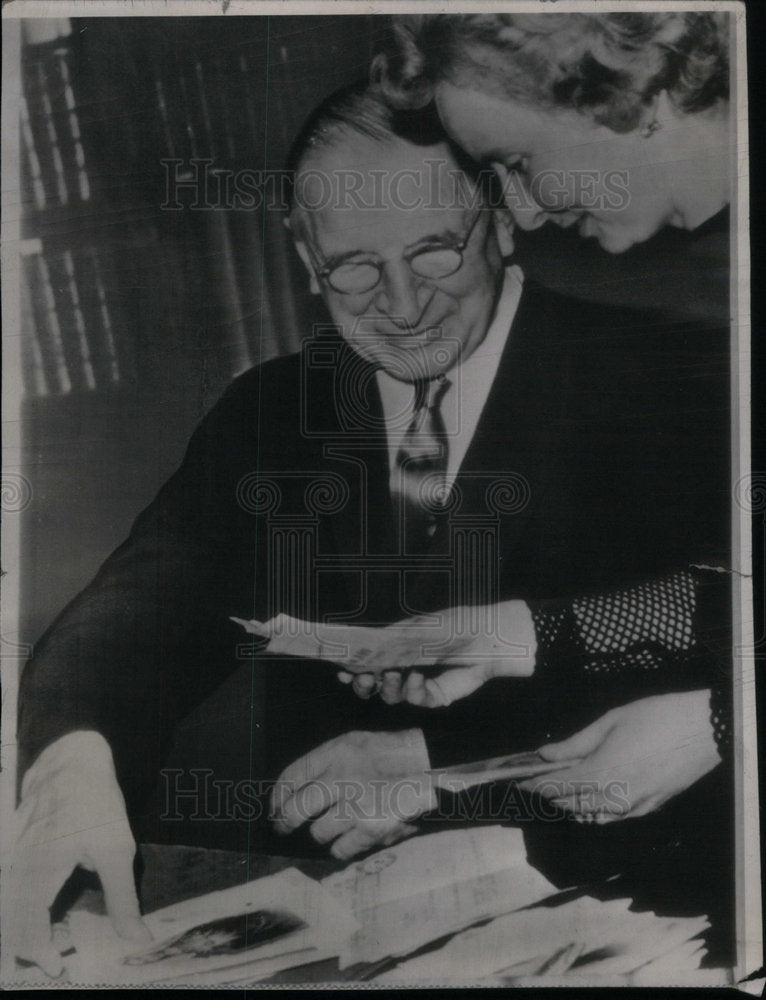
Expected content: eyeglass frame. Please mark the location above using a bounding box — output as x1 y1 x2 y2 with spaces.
308 208 487 296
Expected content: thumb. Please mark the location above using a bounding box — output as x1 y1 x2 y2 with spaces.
9 894 64 978
424 664 490 707
26 942 64 980
537 712 613 762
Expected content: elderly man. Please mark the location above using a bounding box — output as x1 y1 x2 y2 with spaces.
14 84 729 974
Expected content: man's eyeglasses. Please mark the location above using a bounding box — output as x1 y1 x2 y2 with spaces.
316 210 485 296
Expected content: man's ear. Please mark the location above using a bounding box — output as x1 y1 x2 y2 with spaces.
285 216 321 296
493 207 515 258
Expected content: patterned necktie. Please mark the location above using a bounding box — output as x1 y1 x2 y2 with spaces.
391 375 451 553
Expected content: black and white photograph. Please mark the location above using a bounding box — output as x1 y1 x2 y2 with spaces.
1 1 760 988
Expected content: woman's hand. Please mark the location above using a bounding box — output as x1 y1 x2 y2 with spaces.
338 601 536 705
519 690 722 824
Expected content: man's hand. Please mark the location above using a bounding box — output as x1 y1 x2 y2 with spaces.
10 731 151 977
338 601 536 705
518 691 722 824
271 729 436 860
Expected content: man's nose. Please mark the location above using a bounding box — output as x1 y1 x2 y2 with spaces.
374 261 426 328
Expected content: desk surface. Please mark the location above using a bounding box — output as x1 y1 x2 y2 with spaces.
67 838 731 984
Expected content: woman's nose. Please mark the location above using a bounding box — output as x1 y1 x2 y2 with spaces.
507 198 550 231
493 161 549 232
374 262 426 328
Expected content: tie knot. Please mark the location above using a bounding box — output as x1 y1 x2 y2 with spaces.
415 374 450 412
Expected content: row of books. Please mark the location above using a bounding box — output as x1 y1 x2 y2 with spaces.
21 242 121 397
19 18 381 397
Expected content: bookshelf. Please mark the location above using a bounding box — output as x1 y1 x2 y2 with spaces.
19 15 387 402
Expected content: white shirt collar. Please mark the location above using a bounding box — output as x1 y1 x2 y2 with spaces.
376 265 524 486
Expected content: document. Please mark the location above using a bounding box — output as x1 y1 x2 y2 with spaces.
375 894 710 984
320 826 557 967
62 867 357 986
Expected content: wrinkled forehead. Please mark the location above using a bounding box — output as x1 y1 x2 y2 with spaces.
293 133 482 252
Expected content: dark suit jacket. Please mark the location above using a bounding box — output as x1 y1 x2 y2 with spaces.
18 283 730 813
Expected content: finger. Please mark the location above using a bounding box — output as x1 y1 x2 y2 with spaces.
423 678 449 708
271 742 337 817
380 671 404 705
383 821 418 846
11 895 64 978
330 826 381 861
276 780 335 834
425 664 488 706
544 787 622 821
9 854 72 976
22 940 64 979
392 780 437 820
332 655 385 676
491 160 510 186
593 809 615 825
517 768 577 796
351 674 379 700
536 714 614 762
277 747 334 788
90 840 151 944
403 671 427 706
547 796 579 814
337 671 353 684
310 810 354 845
562 802 615 825
270 779 296 825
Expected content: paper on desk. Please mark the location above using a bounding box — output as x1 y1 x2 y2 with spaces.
375 892 709 984
64 867 357 986
320 826 557 967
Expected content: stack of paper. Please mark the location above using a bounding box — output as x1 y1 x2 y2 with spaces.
63 867 357 986
320 826 558 967
375 894 711 984
57 826 713 986
56 827 555 985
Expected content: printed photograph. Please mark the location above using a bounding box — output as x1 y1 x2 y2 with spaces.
1 1 759 988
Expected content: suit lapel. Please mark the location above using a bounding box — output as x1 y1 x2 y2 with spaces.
311 342 399 622
406 287 568 610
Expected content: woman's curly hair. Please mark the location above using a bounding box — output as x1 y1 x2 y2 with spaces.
372 12 729 133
